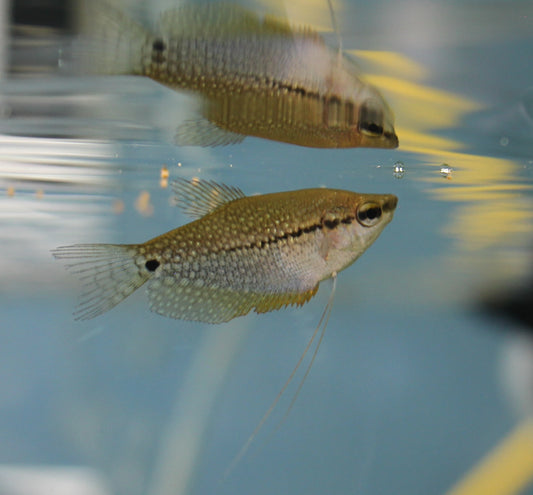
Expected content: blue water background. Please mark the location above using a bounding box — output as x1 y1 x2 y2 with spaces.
1 1 533 494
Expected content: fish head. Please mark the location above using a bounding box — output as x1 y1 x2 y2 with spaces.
319 191 398 273
353 90 399 149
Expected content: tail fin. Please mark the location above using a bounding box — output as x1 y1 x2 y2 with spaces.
52 243 149 320
78 0 152 75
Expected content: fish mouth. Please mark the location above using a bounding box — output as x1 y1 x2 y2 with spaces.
384 131 399 149
382 194 398 212
357 130 399 149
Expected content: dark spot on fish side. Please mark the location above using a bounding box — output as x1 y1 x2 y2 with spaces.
153 39 166 52
152 39 166 64
145 259 160 271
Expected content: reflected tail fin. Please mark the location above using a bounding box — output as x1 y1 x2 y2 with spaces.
78 0 152 75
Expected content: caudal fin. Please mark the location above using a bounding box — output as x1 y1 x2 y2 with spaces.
78 0 152 75
52 243 149 320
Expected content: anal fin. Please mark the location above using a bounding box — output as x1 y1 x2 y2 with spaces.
147 278 320 324
253 285 319 314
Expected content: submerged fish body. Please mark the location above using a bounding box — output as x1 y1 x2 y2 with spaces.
84 2 398 148
53 179 397 322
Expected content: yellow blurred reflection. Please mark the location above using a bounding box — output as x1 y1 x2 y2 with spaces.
371 75 482 130
417 150 532 252
359 49 533 253
395 129 465 152
255 0 341 31
135 191 154 217
446 420 533 495
350 50 428 80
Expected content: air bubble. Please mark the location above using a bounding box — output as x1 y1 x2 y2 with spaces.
440 164 453 179
393 161 405 179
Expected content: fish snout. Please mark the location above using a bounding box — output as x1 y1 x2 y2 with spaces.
382 194 398 213
384 130 399 149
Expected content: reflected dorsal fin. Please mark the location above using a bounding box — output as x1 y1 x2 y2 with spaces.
158 3 309 38
172 178 246 219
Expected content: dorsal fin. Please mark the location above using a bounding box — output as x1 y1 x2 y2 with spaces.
171 178 246 219
158 3 311 39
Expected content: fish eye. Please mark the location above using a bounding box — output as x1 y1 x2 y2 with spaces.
358 101 384 137
357 203 382 227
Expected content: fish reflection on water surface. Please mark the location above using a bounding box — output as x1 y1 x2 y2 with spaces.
52 179 398 322
81 2 398 148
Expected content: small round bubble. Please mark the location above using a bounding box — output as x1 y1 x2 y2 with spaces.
440 164 453 178
393 161 405 179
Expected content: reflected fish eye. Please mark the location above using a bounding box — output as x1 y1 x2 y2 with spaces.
358 101 385 137
357 203 382 227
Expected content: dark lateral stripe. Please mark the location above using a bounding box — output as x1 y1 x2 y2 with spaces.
150 41 356 115
259 77 356 126
221 214 356 254
259 75 349 108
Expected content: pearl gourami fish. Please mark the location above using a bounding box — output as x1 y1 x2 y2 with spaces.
82 2 399 148
52 179 397 321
